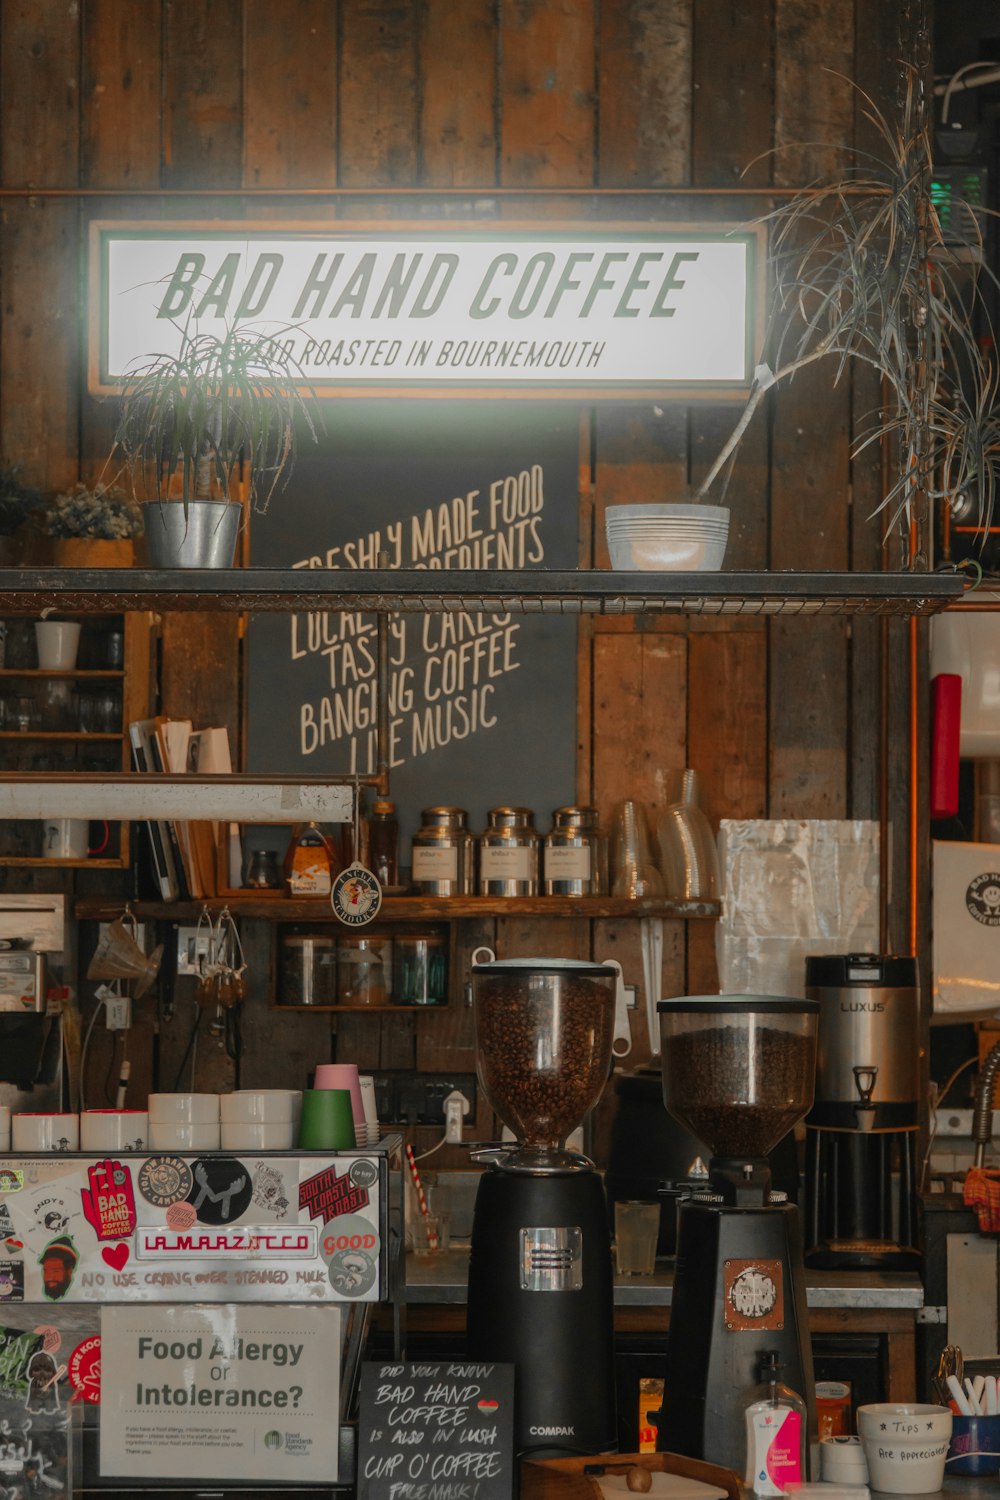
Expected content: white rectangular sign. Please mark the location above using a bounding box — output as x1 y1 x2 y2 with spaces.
90 220 761 397
100 1303 341 1483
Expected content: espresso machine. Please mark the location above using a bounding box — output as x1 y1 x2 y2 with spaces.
467 958 619 1460
804 953 920 1269
657 995 819 1473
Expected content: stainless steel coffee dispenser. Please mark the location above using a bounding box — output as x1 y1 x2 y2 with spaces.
804 953 920 1269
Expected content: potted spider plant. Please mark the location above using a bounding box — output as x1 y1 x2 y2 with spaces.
112 324 316 569
696 68 1000 563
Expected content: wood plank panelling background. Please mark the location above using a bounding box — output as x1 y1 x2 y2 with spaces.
0 0 905 1155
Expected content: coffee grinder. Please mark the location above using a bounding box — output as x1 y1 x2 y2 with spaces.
804 953 920 1269
657 995 819 1474
467 958 619 1460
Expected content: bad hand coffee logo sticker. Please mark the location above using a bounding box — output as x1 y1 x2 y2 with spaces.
81 1160 137 1242
967 871 1000 925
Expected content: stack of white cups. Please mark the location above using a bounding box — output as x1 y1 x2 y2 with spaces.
359 1075 380 1146
820 1435 870 1486
147 1093 220 1151
220 1091 302 1151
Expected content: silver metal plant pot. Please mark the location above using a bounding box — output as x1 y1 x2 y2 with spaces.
141 500 242 569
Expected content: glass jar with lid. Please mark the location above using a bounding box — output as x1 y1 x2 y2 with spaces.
543 805 608 896
337 934 392 1006
478 806 540 896
411 806 476 896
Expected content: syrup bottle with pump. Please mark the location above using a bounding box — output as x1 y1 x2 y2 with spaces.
744 1350 807 1497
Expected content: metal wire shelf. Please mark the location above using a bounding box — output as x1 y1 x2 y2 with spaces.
0 568 965 616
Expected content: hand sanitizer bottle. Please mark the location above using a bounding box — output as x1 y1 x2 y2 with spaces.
744 1350 807 1497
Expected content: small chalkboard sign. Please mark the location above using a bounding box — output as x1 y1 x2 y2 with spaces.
357 1360 515 1500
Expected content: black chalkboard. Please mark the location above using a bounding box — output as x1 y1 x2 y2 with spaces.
246 402 579 858
357 1359 515 1500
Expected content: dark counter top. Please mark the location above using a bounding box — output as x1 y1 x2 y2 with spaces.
405 1249 924 1309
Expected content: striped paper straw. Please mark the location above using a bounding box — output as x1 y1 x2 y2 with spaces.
404 1140 438 1251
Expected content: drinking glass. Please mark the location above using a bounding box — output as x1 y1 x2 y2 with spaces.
614 1200 660 1275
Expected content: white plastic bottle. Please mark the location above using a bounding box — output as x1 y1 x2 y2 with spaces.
744 1350 807 1497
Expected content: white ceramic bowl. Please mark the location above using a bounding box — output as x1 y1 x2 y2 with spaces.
606 503 730 524
147 1120 221 1151
220 1121 296 1151
147 1093 220 1124
12 1113 79 1153
81 1109 149 1152
219 1090 302 1124
857 1403 952 1494
608 534 728 572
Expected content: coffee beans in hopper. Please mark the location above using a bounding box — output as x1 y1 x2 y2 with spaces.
476 973 614 1148
667 1025 813 1157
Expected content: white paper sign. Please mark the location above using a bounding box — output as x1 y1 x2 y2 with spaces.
99 1304 341 1483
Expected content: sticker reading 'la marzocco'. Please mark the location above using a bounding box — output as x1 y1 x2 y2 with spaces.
134 1226 318 1260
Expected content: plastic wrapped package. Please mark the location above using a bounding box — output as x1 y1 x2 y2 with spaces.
716 819 880 998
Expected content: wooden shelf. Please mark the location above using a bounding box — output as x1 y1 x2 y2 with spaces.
0 668 125 678
74 894 721 921
271 1004 446 1013
0 731 120 741
0 566 966 618
6 856 122 869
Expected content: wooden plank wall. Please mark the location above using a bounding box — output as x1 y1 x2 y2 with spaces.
0 0 908 1159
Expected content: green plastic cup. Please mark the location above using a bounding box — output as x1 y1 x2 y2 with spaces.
297 1088 357 1150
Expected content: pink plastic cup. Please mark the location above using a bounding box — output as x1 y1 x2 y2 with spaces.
313 1063 366 1134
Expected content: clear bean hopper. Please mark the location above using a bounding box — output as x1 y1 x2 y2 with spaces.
474 958 618 1169
659 995 818 1198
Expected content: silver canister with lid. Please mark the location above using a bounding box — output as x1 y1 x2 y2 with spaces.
411 806 476 896
478 806 540 896
543 805 608 896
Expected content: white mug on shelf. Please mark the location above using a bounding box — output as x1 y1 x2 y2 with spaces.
34 620 81 671
41 818 89 860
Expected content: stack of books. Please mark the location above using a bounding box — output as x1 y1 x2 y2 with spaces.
128 717 240 900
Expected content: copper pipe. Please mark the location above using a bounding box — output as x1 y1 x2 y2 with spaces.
0 184 885 199
909 613 919 958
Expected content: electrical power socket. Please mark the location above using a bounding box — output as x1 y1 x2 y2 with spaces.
444 1090 470 1144
105 995 132 1030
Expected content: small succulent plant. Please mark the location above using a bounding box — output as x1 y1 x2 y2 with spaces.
44 481 143 540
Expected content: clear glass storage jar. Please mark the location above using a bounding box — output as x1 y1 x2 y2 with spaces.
393 930 448 1005
478 806 540 897
543 805 608 896
411 806 476 896
278 932 337 1006
337 934 392 1006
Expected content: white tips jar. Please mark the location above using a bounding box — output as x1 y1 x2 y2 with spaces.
478 806 540 896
